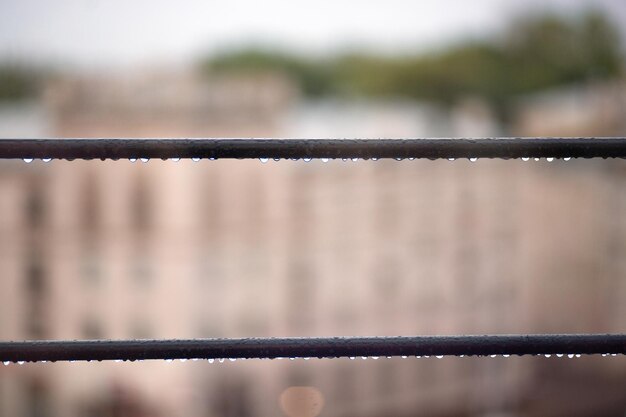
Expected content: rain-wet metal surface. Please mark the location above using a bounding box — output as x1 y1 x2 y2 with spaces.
0 138 625 160
1 335 625 363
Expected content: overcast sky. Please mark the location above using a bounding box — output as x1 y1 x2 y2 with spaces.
0 0 624 70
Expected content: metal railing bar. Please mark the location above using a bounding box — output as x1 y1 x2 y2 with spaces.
0 138 625 160
1 334 625 363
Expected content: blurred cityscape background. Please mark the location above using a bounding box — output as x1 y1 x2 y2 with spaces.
1 0 626 416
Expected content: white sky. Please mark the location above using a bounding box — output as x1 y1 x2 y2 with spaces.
0 0 624 70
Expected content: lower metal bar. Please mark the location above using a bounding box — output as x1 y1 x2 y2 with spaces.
1 335 625 363
0 138 625 160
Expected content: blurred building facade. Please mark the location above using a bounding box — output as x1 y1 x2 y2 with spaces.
0 73 625 417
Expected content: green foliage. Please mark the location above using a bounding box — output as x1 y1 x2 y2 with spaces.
201 11 623 114
0 64 42 102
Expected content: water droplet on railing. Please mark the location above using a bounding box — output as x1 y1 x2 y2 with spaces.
395 158 404 161
371 356 379 360
556 353 563 357
448 158 455 161
401 355 408 359
321 158 329 163
170 158 180 162
469 157 478 162
165 359 173 363
218 358 225 363
521 157 530 161
192 157 200 162
351 158 358 162
2 361 9 366
129 158 137 163
503 354 510 358
17 361 25 365
547 157 554 162
273 158 280 162
567 354 575 358
229 358 237 362
371 158 379 161
42 158 52 163
489 355 496 358
544 354 551 358
23 158 34 163
534 158 540 162
179 359 187 363
259 158 269 164
208 359 214 363
437 355 444 359
303 158 312 162
349 357 355 360
140 158 149 163
564 157 571 161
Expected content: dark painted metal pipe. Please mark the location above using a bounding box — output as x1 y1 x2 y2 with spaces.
1 335 625 363
0 138 625 160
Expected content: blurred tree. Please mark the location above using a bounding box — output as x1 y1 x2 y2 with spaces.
201 11 623 122
0 64 43 102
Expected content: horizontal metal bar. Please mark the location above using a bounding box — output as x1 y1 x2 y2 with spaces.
0 138 625 160
1 335 624 363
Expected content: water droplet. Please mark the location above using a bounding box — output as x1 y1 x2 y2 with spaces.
303 357 310 360
401 355 408 359
289 358 295 361
521 157 530 161
218 358 225 363
18 361 25 365
567 354 574 358
361 356 368 360
342 158 348 162
259 158 269 164
165 359 173 363
349 357 355 360
42 158 52 163
534 157 540 162
544 354 551 358
556 354 563 357
115 359 122 363
602 354 608 357
179 359 187 363
207 359 214 363
459 355 465 358
448 158 455 161
469 157 478 162
192 157 200 162
140 158 149 163
351 158 358 162
437 355 444 359
547 157 554 162
129 158 137 163
371 356 379 360
503 354 510 358
394 158 404 161
273 158 281 162
321 158 329 163
170 158 180 162
575 354 581 358
303 158 312 162
229 358 237 362
408 157 415 161
2 361 9 366
564 157 571 161
371 158 379 161
23 158 34 163
611 354 617 357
